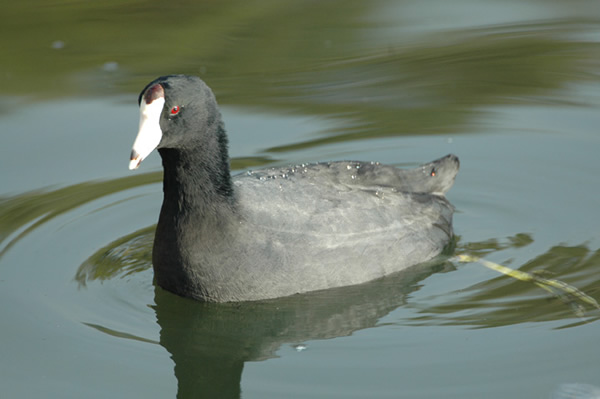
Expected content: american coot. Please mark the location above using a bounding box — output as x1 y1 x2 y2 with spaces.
129 75 459 302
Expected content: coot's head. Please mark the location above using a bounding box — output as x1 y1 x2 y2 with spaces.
129 75 221 170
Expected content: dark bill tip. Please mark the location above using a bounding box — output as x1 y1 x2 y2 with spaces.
129 149 142 170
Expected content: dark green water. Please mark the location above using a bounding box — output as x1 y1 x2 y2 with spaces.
1 1 600 398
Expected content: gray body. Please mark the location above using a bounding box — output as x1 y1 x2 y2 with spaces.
154 156 458 302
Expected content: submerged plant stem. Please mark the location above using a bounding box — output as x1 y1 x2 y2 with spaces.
455 254 600 313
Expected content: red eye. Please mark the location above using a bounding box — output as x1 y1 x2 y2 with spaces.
170 105 180 115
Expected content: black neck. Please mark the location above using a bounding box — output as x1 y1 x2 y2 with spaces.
157 120 236 226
